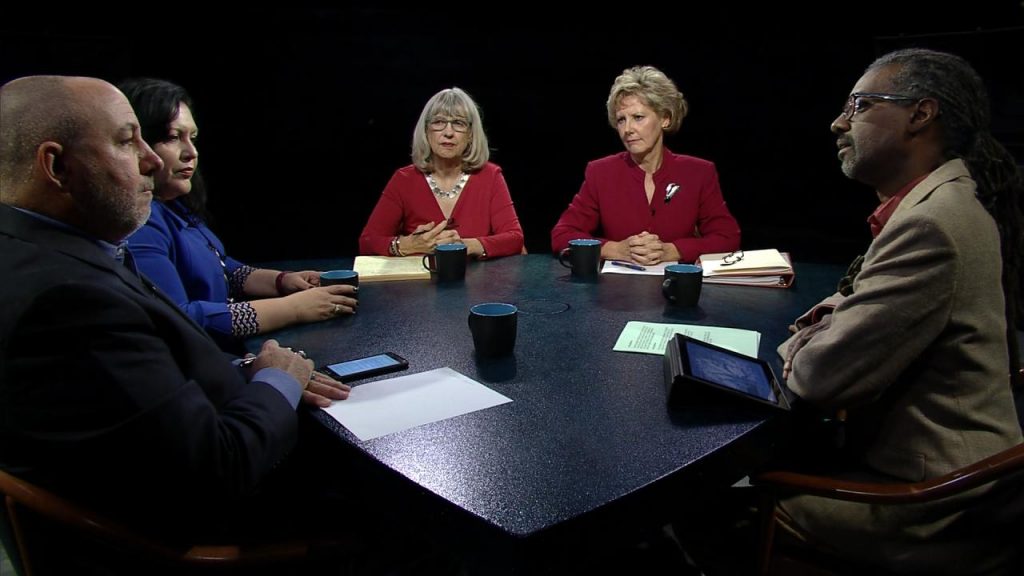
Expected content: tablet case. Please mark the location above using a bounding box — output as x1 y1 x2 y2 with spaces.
663 334 790 410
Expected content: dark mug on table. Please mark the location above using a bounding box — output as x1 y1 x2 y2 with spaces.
320 269 359 287
662 264 703 306
468 302 518 357
559 239 601 279
423 243 467 282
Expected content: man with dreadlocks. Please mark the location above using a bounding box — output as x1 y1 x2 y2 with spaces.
778 48 1024 573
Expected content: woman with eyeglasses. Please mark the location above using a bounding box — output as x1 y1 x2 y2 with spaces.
359 87 525 259
551 65 740 265
120 78 358 352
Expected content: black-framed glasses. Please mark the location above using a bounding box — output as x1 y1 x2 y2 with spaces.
428 118 471 133
841 92 917 121
721 250 744 266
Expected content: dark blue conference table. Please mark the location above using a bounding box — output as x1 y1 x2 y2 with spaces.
251 254 843 571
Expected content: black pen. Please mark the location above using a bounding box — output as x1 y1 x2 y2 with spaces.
610 260 646 271
412 218 458 235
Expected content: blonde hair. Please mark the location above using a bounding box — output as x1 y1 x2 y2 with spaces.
411 87 489 172
606 66 688 134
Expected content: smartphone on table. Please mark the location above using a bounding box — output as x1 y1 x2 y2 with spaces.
322 352 409 382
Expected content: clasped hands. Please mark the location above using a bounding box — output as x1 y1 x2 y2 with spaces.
242 339 350 407
401 220 461 254
782 313 833 379
782 298 841 379
606 232 678 265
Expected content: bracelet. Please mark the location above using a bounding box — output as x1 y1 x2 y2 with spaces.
389 236 405 257
274 271 289 295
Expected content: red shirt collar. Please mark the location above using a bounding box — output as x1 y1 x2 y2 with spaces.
868 175 927 238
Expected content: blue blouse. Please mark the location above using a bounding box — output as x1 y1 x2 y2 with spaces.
127 200 254 339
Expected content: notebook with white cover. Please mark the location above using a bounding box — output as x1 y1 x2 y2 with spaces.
696 249 795 288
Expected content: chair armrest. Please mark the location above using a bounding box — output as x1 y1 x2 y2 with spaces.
0 469 311 565
184 542 310 563
752 442 1024 504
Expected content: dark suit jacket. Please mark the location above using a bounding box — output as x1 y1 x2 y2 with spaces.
0 203 298 539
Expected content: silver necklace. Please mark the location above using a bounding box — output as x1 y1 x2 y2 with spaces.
427 172 468 199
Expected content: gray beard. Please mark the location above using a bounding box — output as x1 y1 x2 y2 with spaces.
74 184 151 242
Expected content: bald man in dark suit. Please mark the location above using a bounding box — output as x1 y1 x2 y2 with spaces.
0 75 349 547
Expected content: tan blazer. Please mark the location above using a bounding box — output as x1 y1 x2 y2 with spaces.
779 159 1023 572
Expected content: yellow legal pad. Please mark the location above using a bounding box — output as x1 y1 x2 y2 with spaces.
353 255 431 282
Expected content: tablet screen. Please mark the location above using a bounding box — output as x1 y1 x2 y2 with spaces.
685 340 777 403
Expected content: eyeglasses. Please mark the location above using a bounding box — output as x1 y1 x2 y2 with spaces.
428 118 470 133
721 250 744 267
841 92 917 121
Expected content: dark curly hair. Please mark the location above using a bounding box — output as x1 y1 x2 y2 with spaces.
117 77 210 222
870 48 1023 376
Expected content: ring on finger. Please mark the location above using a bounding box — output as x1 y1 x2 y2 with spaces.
296 350 307 358
333 304 342 314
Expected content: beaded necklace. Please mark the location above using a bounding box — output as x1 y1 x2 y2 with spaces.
426 172 468 199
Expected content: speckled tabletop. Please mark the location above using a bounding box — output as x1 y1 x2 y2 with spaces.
252 254 843 560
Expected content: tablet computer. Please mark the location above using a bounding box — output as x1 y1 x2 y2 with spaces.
664 334 790 410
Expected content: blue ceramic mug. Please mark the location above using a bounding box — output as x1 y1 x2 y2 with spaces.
558 239 601 279
422 243 468 282
468 302 518 356
662 264 703 306
320 269 359 287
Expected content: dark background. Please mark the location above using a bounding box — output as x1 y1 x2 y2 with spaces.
3 6 1022 265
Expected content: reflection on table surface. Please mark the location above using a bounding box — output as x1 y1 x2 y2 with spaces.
250 254 843 546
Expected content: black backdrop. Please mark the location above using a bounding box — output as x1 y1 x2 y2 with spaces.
3 6 1022 265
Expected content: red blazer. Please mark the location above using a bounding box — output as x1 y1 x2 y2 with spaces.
359 162 525 258
550 150 741 262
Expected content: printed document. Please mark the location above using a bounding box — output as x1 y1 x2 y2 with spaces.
600 261 673 276
613 321 760 357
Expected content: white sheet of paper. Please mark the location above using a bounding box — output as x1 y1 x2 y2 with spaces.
321 367 512 441
600 261 674 276
612 321 760 357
